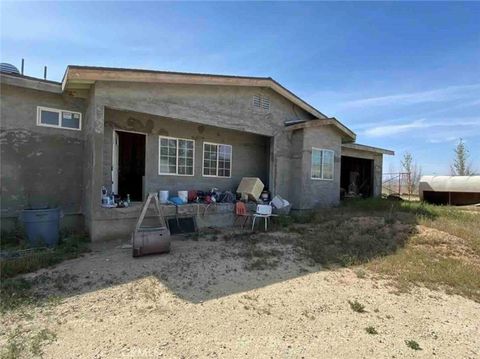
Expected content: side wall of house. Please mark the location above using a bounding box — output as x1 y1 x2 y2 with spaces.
290 126 342 209
341 147 384 197
0 83 86 230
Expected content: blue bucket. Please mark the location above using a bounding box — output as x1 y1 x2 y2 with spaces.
20 208 61 247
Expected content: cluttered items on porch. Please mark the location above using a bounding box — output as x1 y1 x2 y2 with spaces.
100 177 290 213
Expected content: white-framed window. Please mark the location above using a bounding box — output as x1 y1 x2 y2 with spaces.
158 136 195 176
311 148 334 180
37 106 82 130
203 142 232 178
252 94 270 112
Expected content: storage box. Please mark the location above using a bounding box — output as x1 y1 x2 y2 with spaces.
236 177 265 202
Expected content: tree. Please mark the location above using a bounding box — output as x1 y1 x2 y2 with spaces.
451 138 473 176
401 152 422 195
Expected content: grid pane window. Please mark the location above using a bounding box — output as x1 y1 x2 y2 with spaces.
203 143 218 176
311 148 334 180
203 143 232 177
322 150 334 180
159 137 194 175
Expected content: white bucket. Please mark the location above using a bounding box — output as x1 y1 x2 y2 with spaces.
159 190 169 204
178 191 188 204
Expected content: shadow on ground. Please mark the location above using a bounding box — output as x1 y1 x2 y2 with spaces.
18 204 419 305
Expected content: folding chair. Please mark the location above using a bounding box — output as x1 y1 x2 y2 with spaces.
234 201 252 228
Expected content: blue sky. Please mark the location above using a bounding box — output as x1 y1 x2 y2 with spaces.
1 1 479 174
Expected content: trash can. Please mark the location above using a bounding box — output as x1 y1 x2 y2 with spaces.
20 208 61 247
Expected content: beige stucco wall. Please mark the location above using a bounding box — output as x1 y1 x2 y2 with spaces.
0 83 86 229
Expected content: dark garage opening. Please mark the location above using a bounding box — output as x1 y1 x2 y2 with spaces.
341 156 373 198
118 131 146 201
423 191 480 205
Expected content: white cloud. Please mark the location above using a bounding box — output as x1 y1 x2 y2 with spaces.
342 84 480 108
362 118 480 138
363 119 428 137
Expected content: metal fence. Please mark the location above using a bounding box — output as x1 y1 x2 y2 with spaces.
382 172 413 198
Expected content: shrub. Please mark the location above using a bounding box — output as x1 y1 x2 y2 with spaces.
405 340 422 350
365 326 378 335
348 300 366 313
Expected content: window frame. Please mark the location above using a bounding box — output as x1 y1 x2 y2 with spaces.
158 136 195 176
36 106 82 131
202 142 232 178
311 148 335 181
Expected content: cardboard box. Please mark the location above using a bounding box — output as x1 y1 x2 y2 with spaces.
236 177 264 202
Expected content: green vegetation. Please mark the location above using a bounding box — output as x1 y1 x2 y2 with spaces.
348 300 366 313
274 197 479 302
365 326 378 335
0 326 57 359
1 232 90 279
405 339 422 351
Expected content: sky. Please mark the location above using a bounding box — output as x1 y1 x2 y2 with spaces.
1 1 479 175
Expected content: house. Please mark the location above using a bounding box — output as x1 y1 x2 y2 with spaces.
0 65 393 241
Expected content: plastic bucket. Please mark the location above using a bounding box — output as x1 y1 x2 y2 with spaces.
178 191 188 204
159 190 169 204
20 208 61 247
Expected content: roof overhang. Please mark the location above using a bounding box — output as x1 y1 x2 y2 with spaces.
0 72 61 93
342 142 394 155
285 117 356 142
62 65 330 120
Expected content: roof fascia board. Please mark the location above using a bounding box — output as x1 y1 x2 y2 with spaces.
342 142 394 155
285 118 356 141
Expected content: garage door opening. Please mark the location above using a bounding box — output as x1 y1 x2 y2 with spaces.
341 156 373 198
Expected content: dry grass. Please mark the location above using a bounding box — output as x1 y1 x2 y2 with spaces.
343 199 480 302
271 198 480 302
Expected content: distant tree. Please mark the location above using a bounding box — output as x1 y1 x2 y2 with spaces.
401 152 422 195
450 139 473 176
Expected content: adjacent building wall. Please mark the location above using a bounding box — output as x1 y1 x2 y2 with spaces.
0 83 86 230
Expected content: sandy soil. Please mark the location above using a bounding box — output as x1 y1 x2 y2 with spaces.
2 233 479 358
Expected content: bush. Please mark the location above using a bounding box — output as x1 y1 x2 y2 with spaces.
348 300 366 313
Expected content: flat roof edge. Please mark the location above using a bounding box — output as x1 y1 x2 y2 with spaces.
1 72 62 93
342 142 394 155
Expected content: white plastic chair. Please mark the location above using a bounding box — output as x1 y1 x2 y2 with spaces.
251 204 273 231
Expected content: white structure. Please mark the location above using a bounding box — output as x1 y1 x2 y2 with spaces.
419 176 480 205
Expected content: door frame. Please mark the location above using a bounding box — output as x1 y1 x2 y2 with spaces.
111 128 147 198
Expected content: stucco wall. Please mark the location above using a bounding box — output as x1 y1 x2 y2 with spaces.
0 84 86 229
341 147 384 197
103 108 270 195
292 126 342 209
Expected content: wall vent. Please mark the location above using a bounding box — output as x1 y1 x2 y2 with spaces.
253 94 270 112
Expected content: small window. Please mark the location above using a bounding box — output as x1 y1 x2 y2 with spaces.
311 148 334 180
159 136 194 176
203 142 232 178
252 94 270 112
37 107 82 130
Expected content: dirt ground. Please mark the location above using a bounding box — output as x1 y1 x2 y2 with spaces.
1 230 479 359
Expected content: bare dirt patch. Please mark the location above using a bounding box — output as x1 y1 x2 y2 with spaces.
1 232 479 358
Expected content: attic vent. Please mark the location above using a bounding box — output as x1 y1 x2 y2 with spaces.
253 94 270 112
